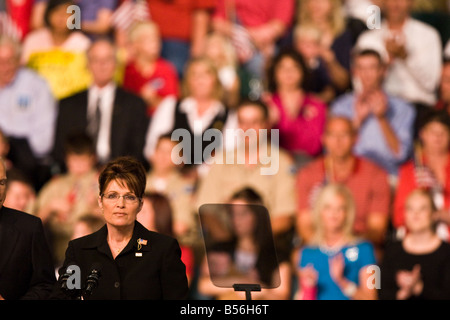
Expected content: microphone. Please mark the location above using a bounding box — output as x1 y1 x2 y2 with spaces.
60 266 73 291
83 263 102 298
59 263 81 299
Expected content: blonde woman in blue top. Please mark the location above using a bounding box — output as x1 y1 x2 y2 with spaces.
297 184 378 300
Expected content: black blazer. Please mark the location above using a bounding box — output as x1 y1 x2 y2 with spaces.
52 86 150 169
0 206 56 300
51 221 189 300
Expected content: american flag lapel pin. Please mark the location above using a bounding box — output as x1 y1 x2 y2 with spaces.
136 238 148 256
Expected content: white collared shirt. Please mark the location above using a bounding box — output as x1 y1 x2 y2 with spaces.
356 18 442 106
143 96 238 159
87 82 116 163
0 68 56 158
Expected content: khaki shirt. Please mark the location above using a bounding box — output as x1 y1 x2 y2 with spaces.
196 145 297 219
34 170 100 263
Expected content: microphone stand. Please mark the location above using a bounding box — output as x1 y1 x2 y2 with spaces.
232 284 261 300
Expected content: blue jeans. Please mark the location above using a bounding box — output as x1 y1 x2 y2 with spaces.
161 39 191 78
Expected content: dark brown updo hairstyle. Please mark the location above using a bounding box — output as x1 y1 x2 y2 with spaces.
98 156 147 199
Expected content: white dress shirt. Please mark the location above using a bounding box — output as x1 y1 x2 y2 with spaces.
356 18 442 106
87 82 116 163
143 96 238 160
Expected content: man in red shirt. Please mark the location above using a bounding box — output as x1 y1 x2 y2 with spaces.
147 0 216 77
296 116 391 247
212 0 295 78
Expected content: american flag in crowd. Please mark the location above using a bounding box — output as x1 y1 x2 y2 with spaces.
0 11 21 41
111 0 151 31
231 24 255 63
224 0 255 63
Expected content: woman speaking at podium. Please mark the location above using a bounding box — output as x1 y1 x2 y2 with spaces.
51 156 188 299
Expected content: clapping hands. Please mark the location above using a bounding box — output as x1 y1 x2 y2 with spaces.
396 264 423 300
354 90 388 128
299 263 319 289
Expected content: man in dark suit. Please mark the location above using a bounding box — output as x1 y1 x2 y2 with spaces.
52 38 150 172
0 157 56 300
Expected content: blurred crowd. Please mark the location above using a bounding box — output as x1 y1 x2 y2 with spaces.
1 0 450 300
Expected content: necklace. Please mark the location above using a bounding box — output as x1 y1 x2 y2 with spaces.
319 243 343 256
319 237 346 256
111 243 126 254
108 238 130 255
